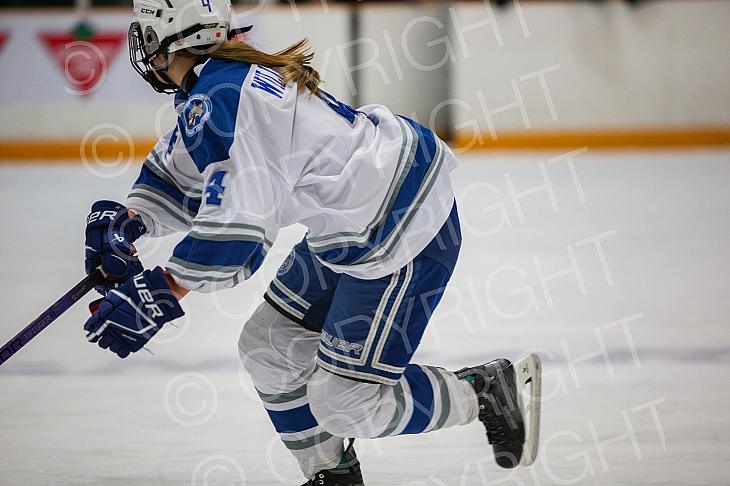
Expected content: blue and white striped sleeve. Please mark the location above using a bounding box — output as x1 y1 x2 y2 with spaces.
165 218 273 292
126 128 202 237
164 64 286 292
164 155 282 292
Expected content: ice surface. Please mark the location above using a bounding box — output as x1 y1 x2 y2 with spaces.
1 149 729 485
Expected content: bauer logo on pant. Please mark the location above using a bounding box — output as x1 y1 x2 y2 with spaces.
321 330 364 356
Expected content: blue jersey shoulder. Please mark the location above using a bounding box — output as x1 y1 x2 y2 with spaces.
179 59 252 173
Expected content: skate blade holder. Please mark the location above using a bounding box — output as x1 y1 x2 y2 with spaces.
514 353 542 467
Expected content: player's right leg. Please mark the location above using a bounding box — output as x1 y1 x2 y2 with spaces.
239 301 344 477
239 239 361 481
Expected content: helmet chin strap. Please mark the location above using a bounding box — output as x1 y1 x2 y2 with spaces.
143 60 177 92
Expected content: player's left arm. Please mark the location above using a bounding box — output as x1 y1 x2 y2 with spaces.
83 88 286 358
83 151 282 358
164 144 282 294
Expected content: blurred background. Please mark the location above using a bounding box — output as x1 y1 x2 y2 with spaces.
0 1 728 485
0 0 728 156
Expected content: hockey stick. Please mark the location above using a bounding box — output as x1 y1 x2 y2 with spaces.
0 270 104 367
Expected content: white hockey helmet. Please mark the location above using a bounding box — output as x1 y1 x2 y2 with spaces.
128 0 251 93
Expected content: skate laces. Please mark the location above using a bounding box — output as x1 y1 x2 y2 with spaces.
481 404 509 445
477 371 512 446
458 364 516 446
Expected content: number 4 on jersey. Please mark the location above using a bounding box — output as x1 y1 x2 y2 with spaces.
205 170 226 206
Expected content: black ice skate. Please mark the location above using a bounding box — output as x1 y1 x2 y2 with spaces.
456 354 541 468
303 439 364 486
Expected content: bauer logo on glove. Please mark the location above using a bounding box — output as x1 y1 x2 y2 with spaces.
84 267 184 358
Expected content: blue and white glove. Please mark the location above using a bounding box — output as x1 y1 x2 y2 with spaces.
84 267 184 358
85 200 146 294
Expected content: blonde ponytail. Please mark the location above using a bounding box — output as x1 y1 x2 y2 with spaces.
206 39 322 95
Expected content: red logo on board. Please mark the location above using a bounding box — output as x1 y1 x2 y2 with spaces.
39 25 125 96
0 32 8 54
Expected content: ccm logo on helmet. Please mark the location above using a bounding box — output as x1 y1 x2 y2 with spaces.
133 274 165 318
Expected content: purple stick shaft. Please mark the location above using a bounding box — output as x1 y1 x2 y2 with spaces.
0 270 103 367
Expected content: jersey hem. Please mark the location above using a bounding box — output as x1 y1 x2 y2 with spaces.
313 195 455 280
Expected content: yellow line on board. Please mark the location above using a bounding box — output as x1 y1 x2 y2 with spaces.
0 139 158 162
1 128 730 162
452 128 730 151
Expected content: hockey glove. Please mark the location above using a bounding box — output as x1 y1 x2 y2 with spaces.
85 200 146 293
84 267 184 358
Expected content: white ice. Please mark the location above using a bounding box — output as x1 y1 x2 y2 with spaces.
0 149 728 485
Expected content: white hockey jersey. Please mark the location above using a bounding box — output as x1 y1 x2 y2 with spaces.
127 59 458 292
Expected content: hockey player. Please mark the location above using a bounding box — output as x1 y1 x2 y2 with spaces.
82 0 541 483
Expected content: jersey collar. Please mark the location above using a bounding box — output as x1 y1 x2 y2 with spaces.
179 58 211 94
